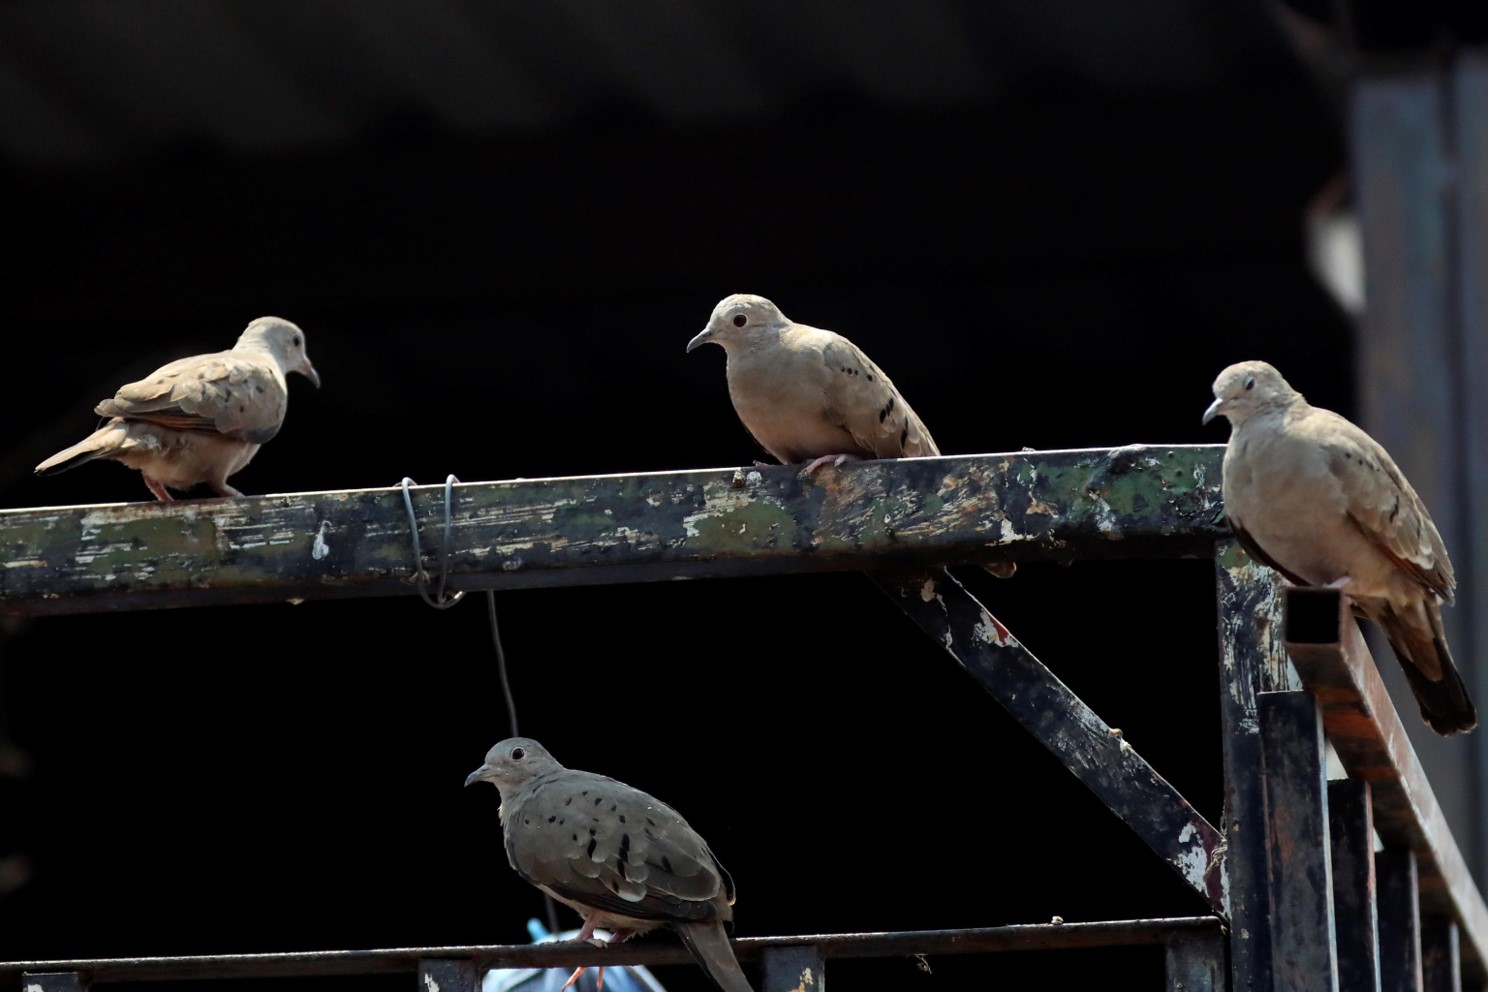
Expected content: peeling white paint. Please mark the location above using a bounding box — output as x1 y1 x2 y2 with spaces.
311 521 331 560
1173 831 1209 890
1088 493 1122 538
996 518 1035 544
502 557 524 571
919 578 938 602
746 470 763 485
973 610 1012 646
423 974 440 992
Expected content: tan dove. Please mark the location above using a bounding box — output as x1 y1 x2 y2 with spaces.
35 317 319 501
687 294 1016 577
466 737 754 992
1204 360 1476 735
686 294 939 475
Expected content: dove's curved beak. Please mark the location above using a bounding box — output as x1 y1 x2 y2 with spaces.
685 328 712 353
1202 398 1223 426
464 766 490 788
302 362 322 389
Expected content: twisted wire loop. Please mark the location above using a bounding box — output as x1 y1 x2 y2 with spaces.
399 475 466 610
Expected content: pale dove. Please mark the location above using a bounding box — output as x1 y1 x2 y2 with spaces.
1204 360 1476 735
466 738 754 992
36 317 319 501
686 294 939 475
687 294 1016 577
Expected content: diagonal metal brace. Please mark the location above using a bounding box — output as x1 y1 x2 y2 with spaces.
874 568 1225 913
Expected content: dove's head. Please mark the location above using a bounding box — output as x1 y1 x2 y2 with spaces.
237 317 321 388
464 737 563 797
1203 360 1299 427
686 294 790 354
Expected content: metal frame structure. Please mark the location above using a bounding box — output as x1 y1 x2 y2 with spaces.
0 443 1483 990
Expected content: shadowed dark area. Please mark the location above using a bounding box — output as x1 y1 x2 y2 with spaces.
0 1 1392 989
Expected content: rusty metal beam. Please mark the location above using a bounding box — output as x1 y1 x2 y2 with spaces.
875 569 1225 913
0 445 1225 616
1284 587 1488 983
0 917 1222 986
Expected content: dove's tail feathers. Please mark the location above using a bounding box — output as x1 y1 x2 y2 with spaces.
675 921 755 992
1376 601 1478 736
34 423 131 476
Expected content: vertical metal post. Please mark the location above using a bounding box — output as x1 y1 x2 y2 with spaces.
1453 48 1488 883
1352 56 1477 868
1329 779 1382 992
1217 542 1295 992
1259 690 1340 992
762 946 824 992
1422 919 1461 992
1378 849 1424 992
1166 929 1228 992
417 960 477 992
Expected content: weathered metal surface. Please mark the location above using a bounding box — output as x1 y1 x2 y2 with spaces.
417 960 478 992
1259 690 1340 992
1328 779 1382 992
1216 540 1295 992
761 946 822 992
1165 929 1227 992
1379 850 1424 992
0 445 1226 615
1284 588 1488 983
0 918 1223 985
1422 920 1461 992
876 569 1225 912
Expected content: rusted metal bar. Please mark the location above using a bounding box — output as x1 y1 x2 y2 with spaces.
1283 587 1488 983
1422 920 1461 992
1259 690 1340 992
761 946 822 992
1379 849 1424 992
0 445 1226 616
875 569 1224 912
1329 779 1382 992
1216 541 1296 992
0 917 1222 986
1165 929 1227 992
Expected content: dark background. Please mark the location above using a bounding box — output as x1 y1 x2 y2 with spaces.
0 2 1476 989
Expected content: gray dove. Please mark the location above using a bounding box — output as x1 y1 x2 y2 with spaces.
1204 360 1476 735
686 294 939 475
36 317 319 501
465 737 754 992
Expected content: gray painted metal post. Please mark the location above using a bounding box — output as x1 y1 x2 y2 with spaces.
1453 49 1488 888
1379 849 1424 992
1329 779 1382 992
1166 930 1227 992
1216 542 1295 992
1423 919 1462 992
762 946 823 992
1259 690 1340 992
1352 58 1478 875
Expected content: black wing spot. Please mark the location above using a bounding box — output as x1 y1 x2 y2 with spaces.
548 815 556 823
586 838 598 858
618 833 631 864
1389 498 1401 522
618 814 626 823
662 856 674 873
900 424 910 446
594 797 604 806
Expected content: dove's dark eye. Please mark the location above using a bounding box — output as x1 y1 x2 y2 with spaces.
511 747 525 760
732 314 747 328
1244 377 1255 391
293 335 302 348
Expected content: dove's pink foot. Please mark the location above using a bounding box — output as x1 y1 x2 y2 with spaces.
211 482 244 498
143 476 175 502
800 453 862 477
